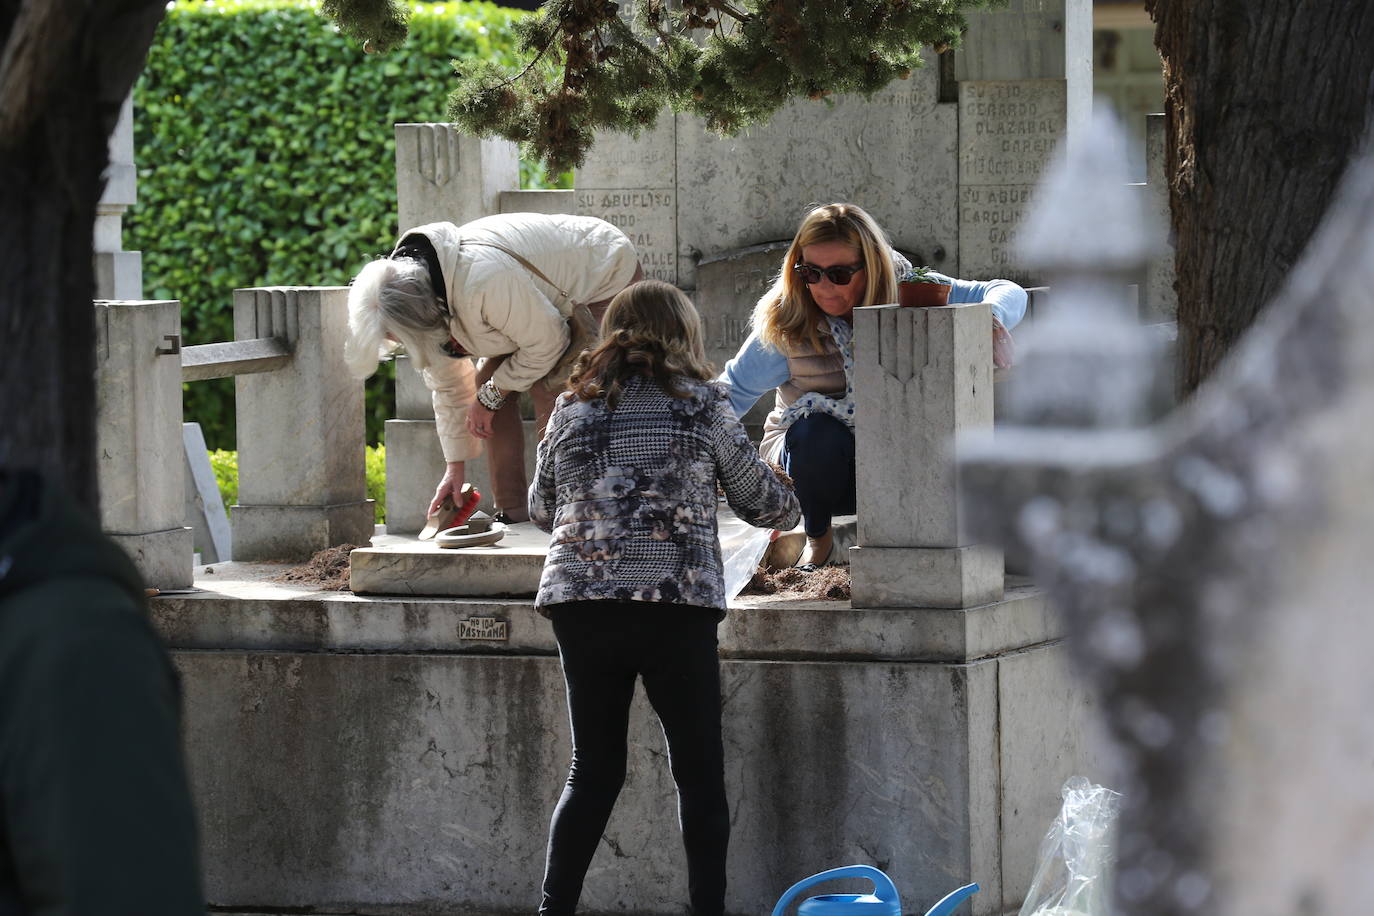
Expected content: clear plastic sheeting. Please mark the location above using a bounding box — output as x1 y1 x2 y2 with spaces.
1018 777 1122 916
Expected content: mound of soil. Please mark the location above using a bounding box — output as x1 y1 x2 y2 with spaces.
271 544 362 591
742 564 850 600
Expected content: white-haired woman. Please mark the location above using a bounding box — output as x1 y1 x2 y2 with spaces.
718 203 1026 567
345 212 642 522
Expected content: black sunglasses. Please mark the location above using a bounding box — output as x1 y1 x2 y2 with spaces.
793 262 865 286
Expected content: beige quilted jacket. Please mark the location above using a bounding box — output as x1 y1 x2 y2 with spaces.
405 213 638 462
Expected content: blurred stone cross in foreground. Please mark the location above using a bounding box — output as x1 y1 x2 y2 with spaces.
961 110 1374 916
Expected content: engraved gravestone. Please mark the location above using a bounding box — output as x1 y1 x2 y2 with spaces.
958 80 1067 284
575 112 679 283
693 242 787 376
674 66 956 289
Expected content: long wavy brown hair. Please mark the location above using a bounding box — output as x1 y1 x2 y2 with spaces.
754 202 898 354
568 279 715 409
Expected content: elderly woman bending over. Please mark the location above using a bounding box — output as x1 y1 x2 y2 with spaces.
717 203 1026 568
344 212 642 523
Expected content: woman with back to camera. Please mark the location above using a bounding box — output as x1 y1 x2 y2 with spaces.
717 203 1026 569
529 279 800 916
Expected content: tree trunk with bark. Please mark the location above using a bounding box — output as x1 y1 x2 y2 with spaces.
0 0 164 511
1148 0 1374 394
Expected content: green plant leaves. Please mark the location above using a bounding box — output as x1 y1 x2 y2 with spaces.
127 0 544 448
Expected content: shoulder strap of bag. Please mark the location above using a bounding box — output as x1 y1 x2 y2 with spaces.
462 239 572 303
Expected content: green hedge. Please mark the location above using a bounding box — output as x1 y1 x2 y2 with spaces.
210 445 388 522
128 0 567 448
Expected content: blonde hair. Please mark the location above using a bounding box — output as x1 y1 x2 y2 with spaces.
753 203 898 353
343 257 449 377
568 280 715 409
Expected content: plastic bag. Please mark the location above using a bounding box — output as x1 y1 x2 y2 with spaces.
1017 776 1122 916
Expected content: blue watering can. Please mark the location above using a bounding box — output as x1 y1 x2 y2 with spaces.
770 864 978 916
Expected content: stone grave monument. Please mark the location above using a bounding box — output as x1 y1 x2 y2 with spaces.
382 0 1094 531
962 109 1374 915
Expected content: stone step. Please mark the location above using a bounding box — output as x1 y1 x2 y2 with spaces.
153 559 1049 664
349 519 547 598
346 505 826 599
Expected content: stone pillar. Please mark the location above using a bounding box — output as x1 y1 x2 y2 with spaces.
850 303 1002 609
387 125 519 528
94 95 142 300
394 123 518 234
383 355 446 535
95 299 193 587
955 0 1092 285
1140 113 1177 324
231 287 373 560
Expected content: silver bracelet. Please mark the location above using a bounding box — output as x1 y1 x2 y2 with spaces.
476 379 508 411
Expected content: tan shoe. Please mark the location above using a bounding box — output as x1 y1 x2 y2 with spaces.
763 527 806 569
796 529 835 570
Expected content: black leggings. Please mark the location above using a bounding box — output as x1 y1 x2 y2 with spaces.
540 600 728 916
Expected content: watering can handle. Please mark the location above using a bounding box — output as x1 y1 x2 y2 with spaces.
770 865 899 916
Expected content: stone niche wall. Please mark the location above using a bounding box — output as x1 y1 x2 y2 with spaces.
171 598 1111 916
569 0 1089 377
575 56 959 297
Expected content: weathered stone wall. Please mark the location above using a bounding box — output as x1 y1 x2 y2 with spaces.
158 590 1112 916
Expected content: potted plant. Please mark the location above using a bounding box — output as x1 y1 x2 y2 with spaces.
897 265 952 308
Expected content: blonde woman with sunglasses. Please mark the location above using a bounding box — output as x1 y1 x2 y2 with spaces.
718 203 1026 568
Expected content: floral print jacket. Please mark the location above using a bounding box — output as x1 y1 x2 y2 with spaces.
530 375 801 613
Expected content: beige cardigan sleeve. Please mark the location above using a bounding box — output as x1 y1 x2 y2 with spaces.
422 356 482 463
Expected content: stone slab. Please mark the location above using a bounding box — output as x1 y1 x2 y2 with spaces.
954 0 1082 82
575 110 678 283
575 185 679 284
231 501 375 563
153 567 1055 664
99 95 137 209
348 524 548 597
674 60 957 289
183 422 232 564
350 505 789 600
499 189 575 215
957 80 1066 285
996 645 1118 903
110 526 194 590
850 545 1004 610
693 242 787 381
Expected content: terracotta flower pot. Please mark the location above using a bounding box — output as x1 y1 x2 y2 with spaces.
898 281 951 308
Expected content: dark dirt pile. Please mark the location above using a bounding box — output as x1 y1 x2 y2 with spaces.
271 544 362 591
742 565 851 600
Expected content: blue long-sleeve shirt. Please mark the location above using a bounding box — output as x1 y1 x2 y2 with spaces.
718 272 1027 418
